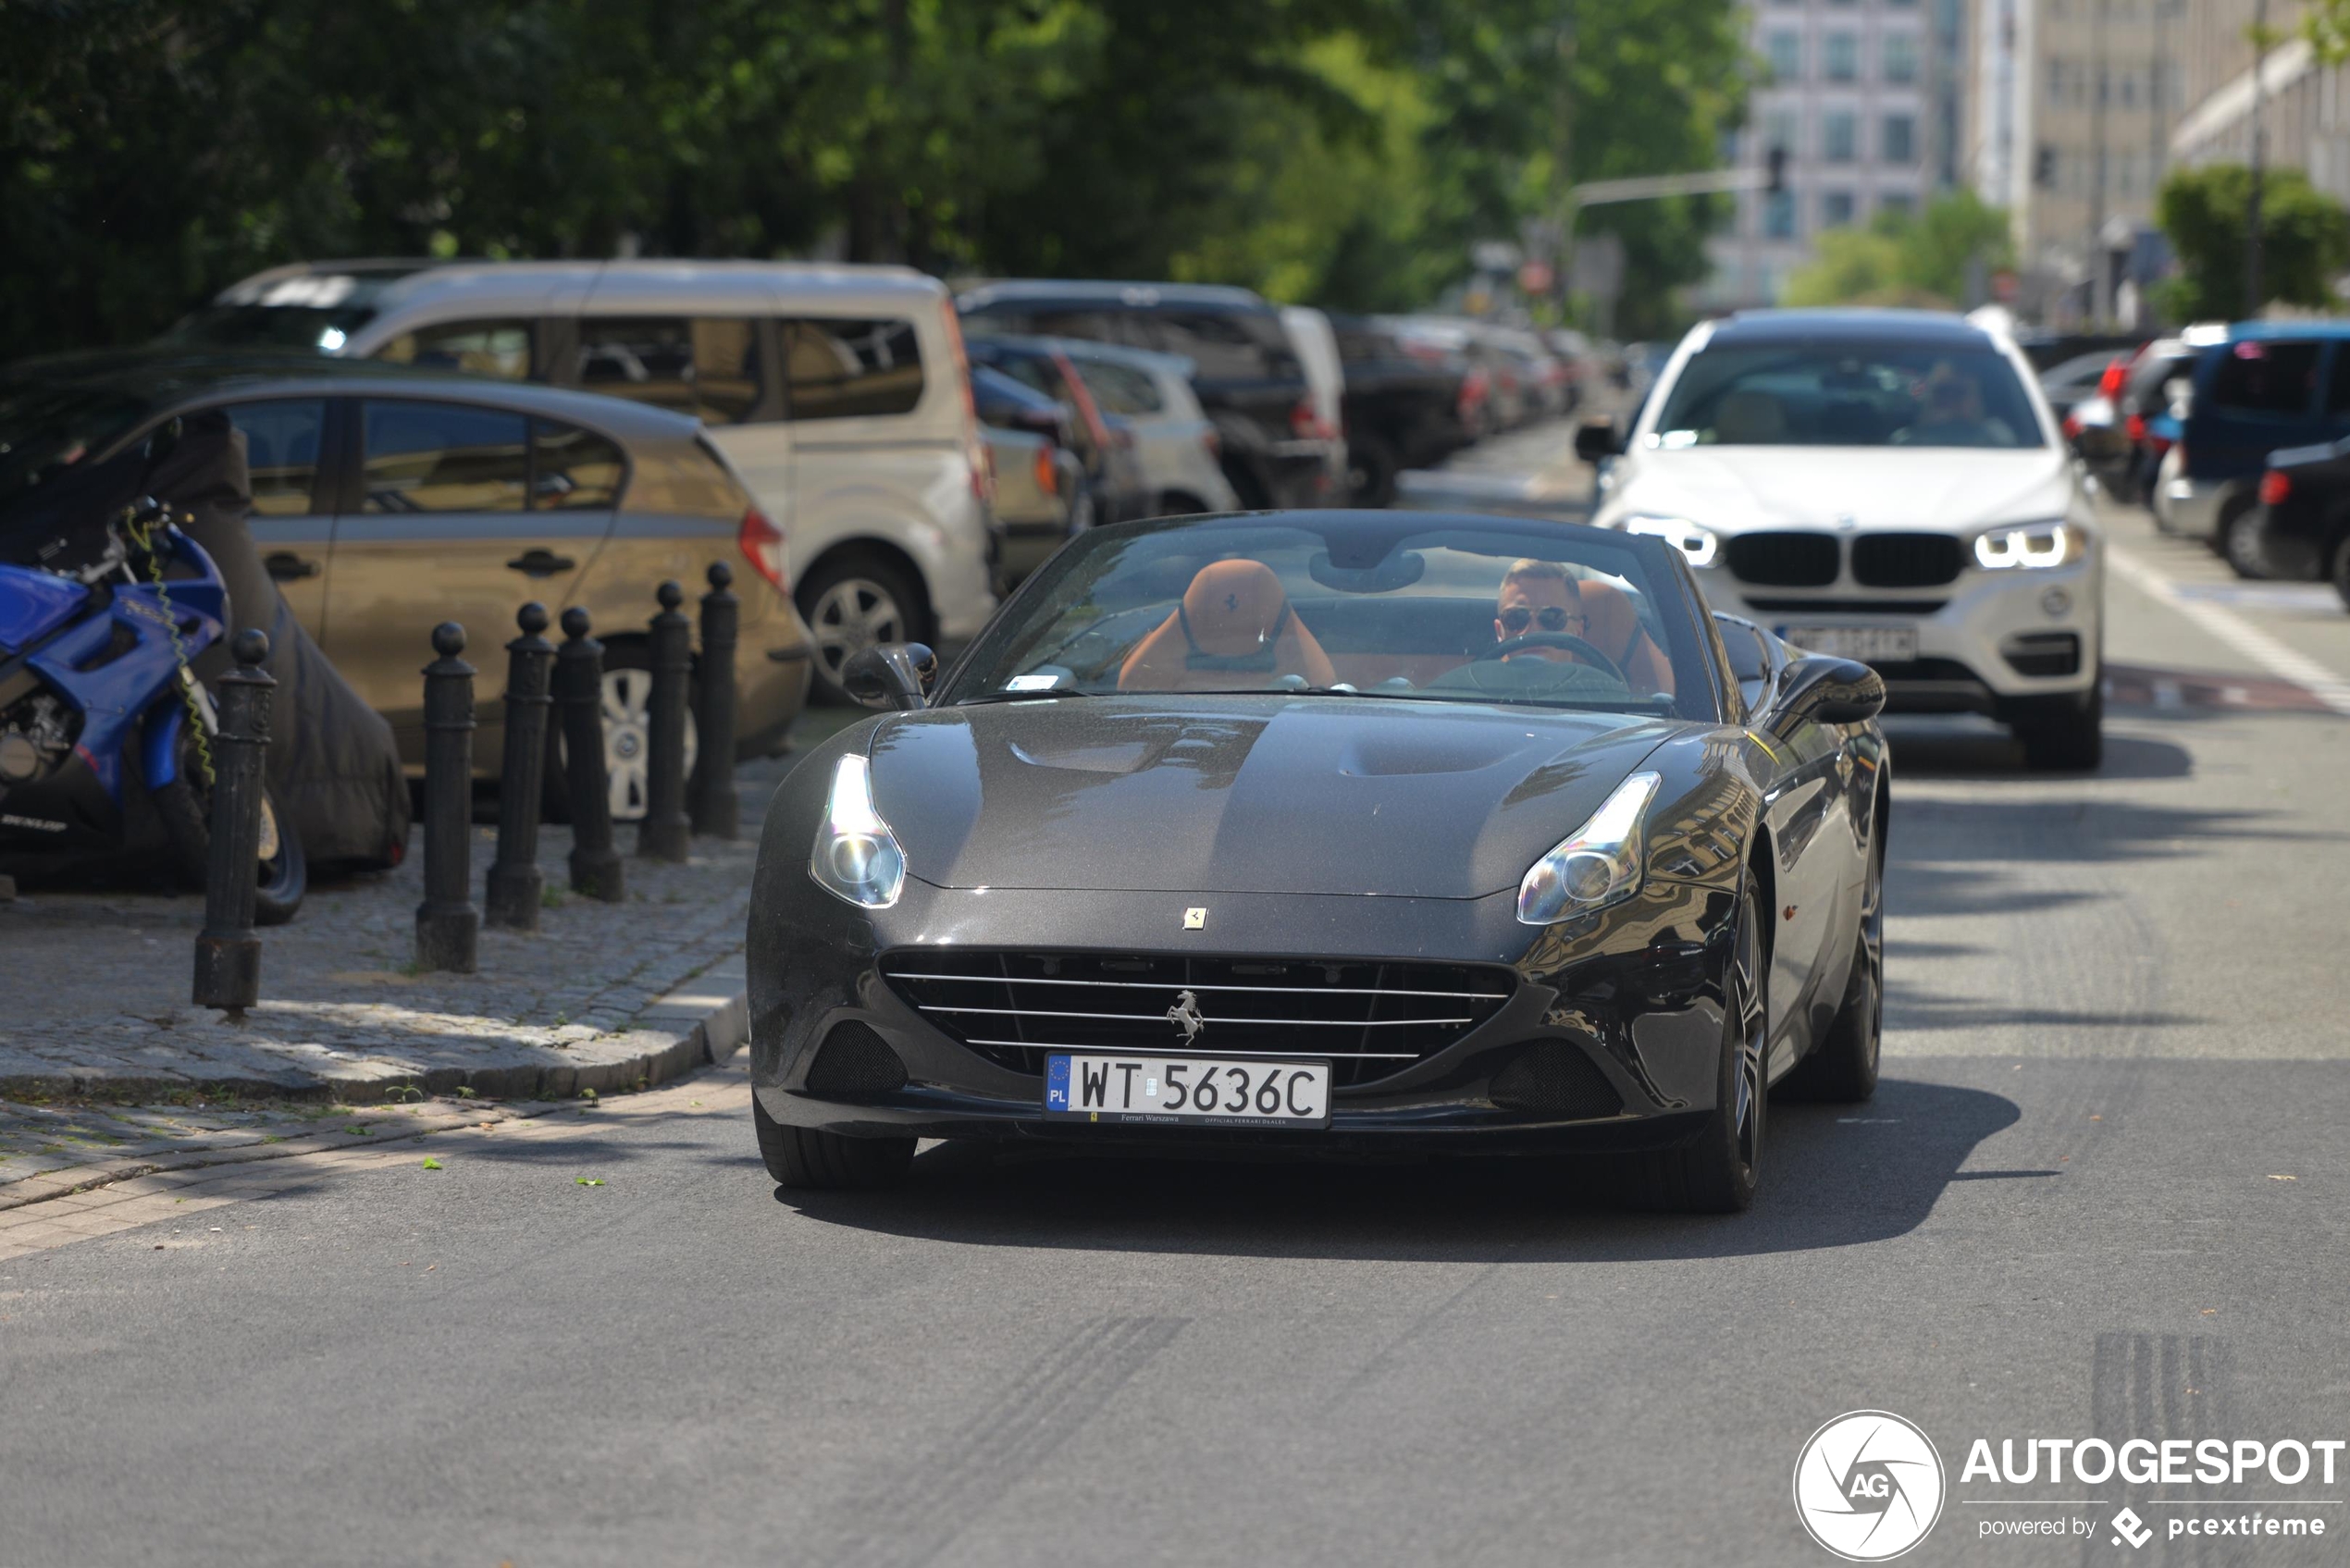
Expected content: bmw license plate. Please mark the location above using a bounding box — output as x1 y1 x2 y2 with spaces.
1778 624 1918 663
1045 1054 1332 1129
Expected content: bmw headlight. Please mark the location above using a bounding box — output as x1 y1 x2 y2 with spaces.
1623 514 1719 568
1973 521 2084 570
1516 772 1663 926
809 753 906 908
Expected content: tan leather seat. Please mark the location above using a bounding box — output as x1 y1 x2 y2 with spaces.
1119 560 1338 691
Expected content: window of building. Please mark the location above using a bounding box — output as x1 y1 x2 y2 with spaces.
779 317 926 420
1882 32 1919 83
1824 31 1859 81
1764 108 1800 154
1821 190 1857 228
1879 192 1918 221
2047 58 2067 108
1824 112 1859 163
1764 191 1799 240
1766 30 1802 81
1882 114 1917 164
360 401 529 514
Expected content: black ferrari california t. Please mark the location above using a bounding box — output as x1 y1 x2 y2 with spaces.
747 510 1889 1211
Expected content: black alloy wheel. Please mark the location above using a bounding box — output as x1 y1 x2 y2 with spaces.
798 552 921 707
1779 825 1884 1102
1626 877 1768 1213
754 1094 916 1191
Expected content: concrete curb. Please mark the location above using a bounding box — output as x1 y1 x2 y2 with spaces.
0 955 748 1124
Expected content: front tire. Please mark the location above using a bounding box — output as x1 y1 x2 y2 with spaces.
754 1096 915 1190
2010 682 2104 772
1778 833 1883 1103
1626 878 1766 1213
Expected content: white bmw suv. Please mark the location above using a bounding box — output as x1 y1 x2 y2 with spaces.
1581 309 2103 769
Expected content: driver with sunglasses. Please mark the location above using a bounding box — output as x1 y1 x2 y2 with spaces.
1493 557 1591 664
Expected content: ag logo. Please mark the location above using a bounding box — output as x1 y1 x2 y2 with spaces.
1792 1410 1946 1561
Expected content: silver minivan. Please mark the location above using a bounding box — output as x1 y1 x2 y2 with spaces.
173 259 996 698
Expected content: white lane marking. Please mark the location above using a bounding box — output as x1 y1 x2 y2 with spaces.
2109 547 2350 717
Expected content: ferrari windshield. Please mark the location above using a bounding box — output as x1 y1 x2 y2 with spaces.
943 517 1715 717
1651 341 2045 449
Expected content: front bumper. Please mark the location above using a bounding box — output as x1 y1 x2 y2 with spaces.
1696 550 2102 714
747 874 1743 1156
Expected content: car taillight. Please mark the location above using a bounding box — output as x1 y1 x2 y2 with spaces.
1033 446 1058 496
738 505 788 593
1459 367 1490 416
2061 412 2082 439
2260 470 2293 507
2098 357 2129 399
2125 413 2147 443
1202 427 1220 458
1291 398 1319 439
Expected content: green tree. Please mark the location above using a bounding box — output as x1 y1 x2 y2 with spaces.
2155 163 2350 319
1781 191 2012 308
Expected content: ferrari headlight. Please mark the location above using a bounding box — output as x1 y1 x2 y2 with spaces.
809 754 905 908
1973 521 2084 570
1623 514 1719 568
1516 772 1663 926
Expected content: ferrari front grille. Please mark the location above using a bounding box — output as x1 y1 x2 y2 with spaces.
1725 532 1840 587
879 950 1516 1089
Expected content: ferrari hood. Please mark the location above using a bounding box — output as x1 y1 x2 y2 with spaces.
867 696 1675 898
1604 446 2072 532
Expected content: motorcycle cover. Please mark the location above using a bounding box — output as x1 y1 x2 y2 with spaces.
0 412 409 867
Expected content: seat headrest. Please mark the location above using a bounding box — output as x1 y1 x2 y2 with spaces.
1182 560 1292 654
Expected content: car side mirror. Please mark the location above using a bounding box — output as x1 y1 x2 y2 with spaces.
1574 417 1624 464
1765 655 1885 736
841 642 936 711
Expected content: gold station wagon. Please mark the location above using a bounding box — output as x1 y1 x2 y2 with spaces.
2 352 812 819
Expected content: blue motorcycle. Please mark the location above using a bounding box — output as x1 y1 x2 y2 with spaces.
0 499 305 921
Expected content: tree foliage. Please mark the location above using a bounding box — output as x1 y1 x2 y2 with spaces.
2154 163 2350 321
1781 191 2012 309
2 0 1747 358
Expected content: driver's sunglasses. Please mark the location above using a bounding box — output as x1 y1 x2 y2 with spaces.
1501 605 1587 636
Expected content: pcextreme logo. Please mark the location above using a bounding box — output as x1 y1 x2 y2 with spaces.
1793 1410 1948 1562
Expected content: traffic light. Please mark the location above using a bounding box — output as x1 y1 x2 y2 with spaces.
1766 146 1787 195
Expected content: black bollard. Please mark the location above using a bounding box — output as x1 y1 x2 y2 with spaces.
689 561 740 839
558 607 625 902
192 629 275 1014
638 579 692 862
485 602 557 930
414 623 479 973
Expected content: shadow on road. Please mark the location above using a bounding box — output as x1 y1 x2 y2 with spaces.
774 1075 2021 1263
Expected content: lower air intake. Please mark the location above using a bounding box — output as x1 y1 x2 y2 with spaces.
1490 1041 1624 1119
804 1021 909 1095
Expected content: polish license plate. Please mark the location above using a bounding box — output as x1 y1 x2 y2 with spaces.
1778 623 1918 663
1045 1054 1332 1129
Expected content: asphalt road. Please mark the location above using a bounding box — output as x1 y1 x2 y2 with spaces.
5 480 2349 1568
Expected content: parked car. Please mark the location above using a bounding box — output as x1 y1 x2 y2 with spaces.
167 258 994 699
2115 336 2205 508
2157 321 2350 577
1546 327 1597 412
956 280 1335 511
1276 305 1353 496
1482 326 1570 422
966 337 1149 527
1580 307 2104 770
1328 313 1480 505
2038 348 2126 427
0 351 813 818
969 364 1084 590
1045 339 1239 517
2246 437 2350 604
1377 315 1497 446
